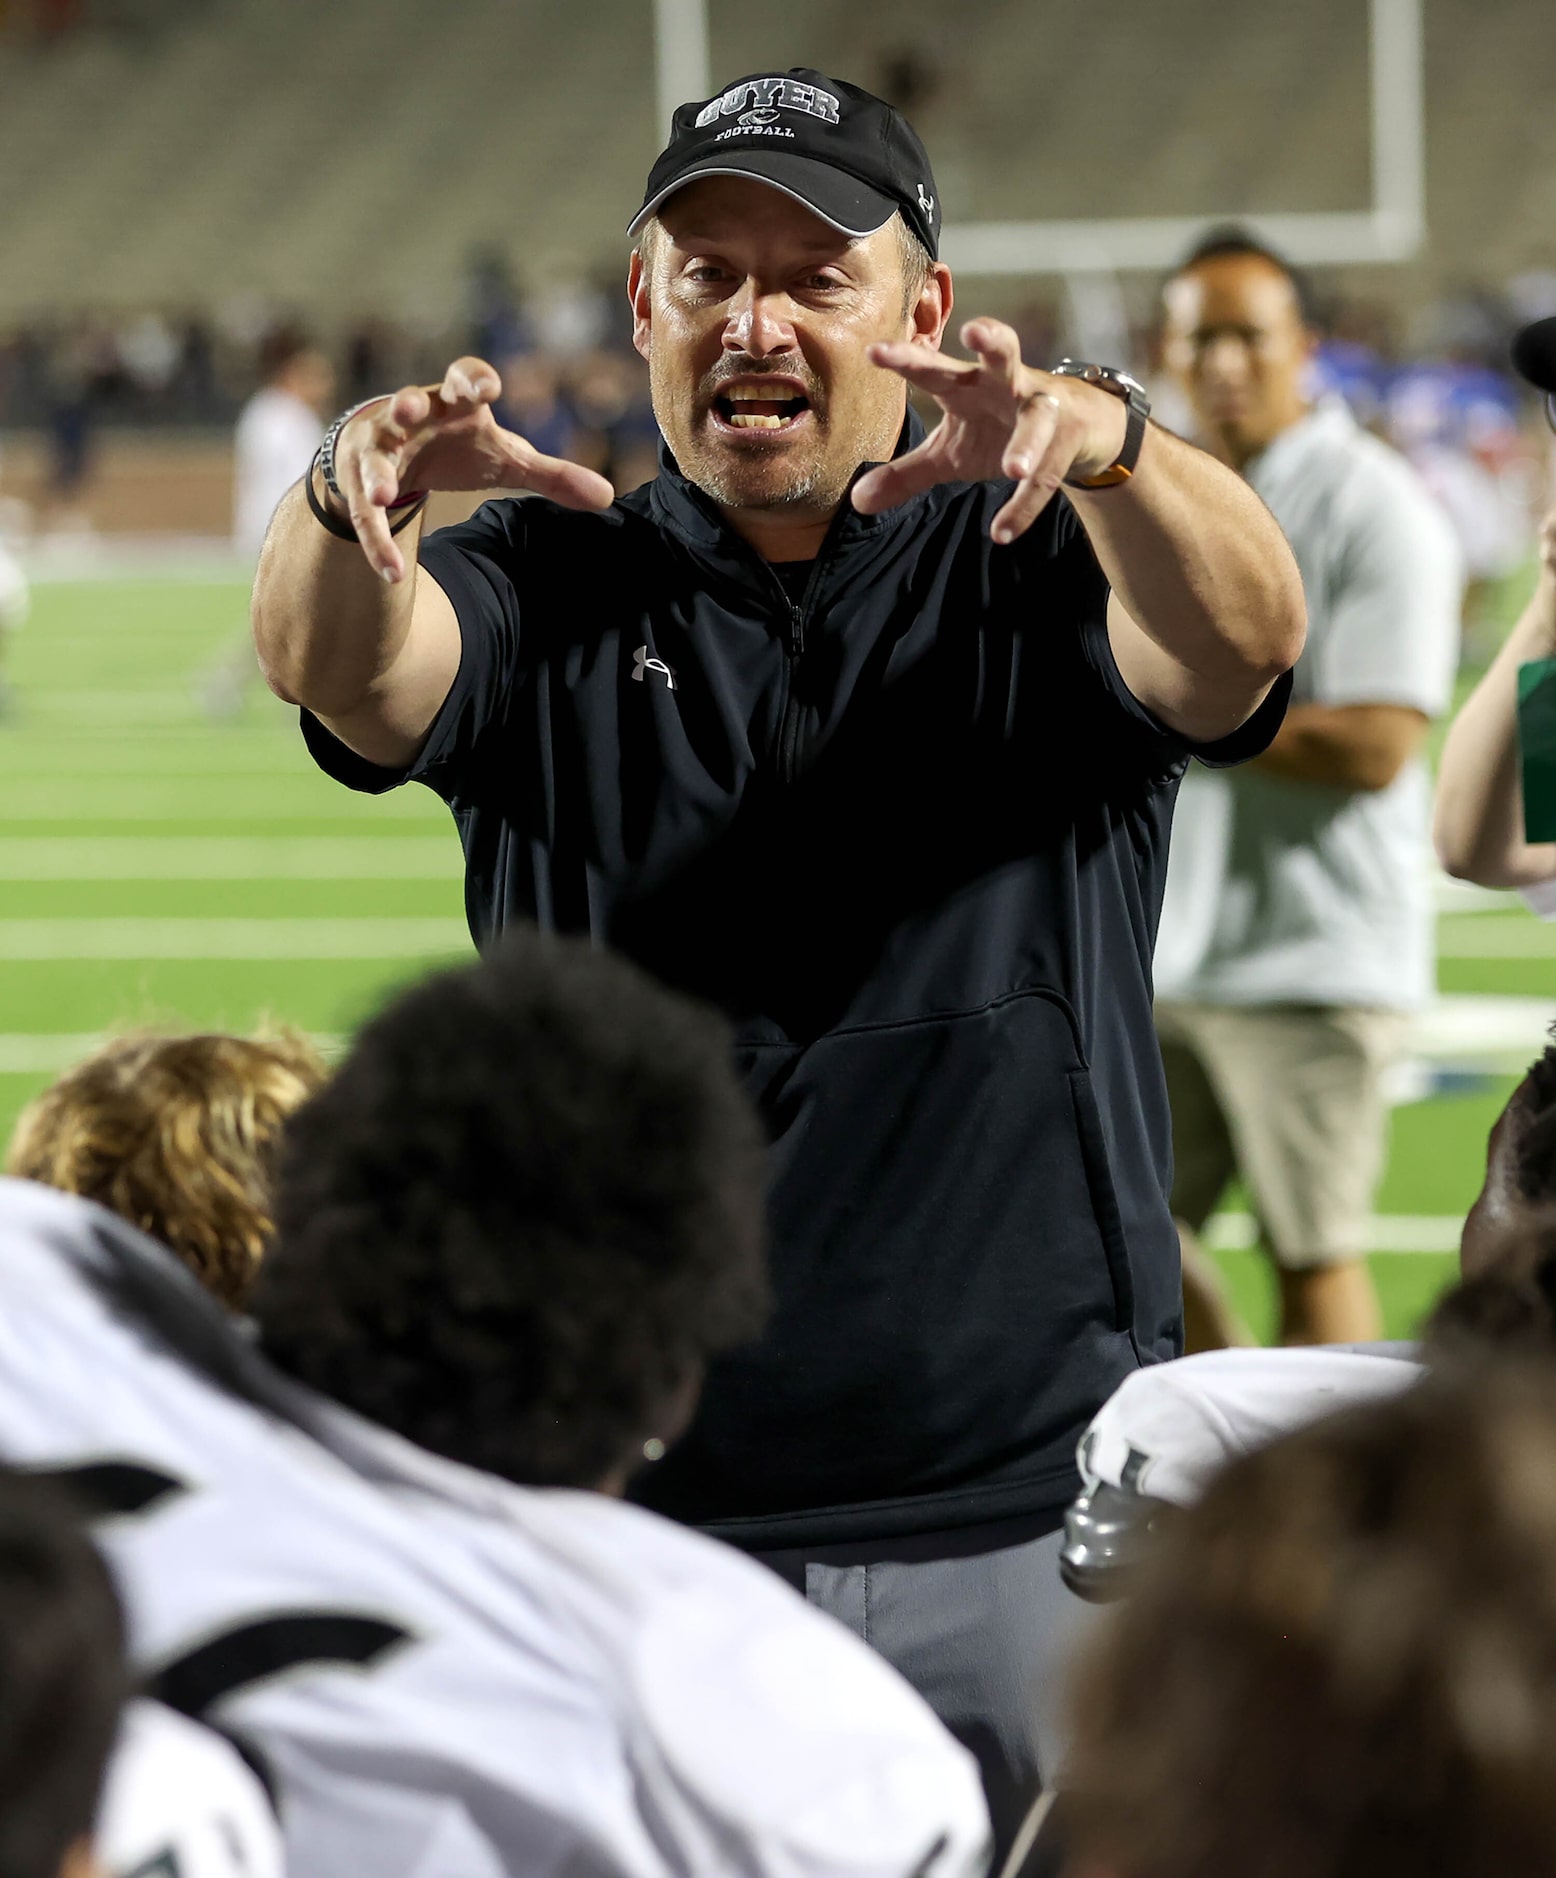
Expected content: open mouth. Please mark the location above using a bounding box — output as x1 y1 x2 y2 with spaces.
711 384 813 434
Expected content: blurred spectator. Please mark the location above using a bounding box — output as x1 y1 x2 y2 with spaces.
1058 1364 1556 1878
115 311 180 409
565 347 659 490
491 347 574 462
0 499 29 723
0 1471 125 1878
232 323 333 562
1310 299 1396 430
5 1028 328 1308
37 319 113 536
204 325 333 715
1154 228 1461 1349
1386 342 1531 631
528 271 611 358
464 242 530 363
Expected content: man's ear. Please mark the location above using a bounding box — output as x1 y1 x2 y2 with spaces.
628 250 652 364
912 262 954 350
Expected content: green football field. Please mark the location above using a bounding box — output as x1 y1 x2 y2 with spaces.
0 571 1547 1343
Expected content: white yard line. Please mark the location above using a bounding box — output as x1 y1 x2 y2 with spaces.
0 784 437 821
1205 1212 1463 1255
0 1032 345 1073
0 919 471 959
0 838 459 879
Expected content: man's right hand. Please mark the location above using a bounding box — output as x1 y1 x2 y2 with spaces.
331 356 616 583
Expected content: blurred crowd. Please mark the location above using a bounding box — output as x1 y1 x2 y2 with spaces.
0 246 665 516
3 260 1553 588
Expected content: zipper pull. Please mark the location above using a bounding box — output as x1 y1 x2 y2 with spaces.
788 604 806 661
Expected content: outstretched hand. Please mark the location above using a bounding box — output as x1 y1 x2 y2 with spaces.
851 320 1128 544
331 357 616 582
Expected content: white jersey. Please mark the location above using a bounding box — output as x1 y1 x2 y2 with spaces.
99 1700 284 1878
1079 1346 1422 1507
0 1180 990 1878
232 387 323 561
0 536 28 631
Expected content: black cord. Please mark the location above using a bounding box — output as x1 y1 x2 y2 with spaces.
304 460 429 541
304 460 357 540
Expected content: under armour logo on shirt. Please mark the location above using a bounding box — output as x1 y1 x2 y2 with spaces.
632 646 677 690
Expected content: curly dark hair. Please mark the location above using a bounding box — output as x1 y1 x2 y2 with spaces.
1427 1204 1556 1359
1515 1030 1556 1204
0 1471 126 1878
252 928 770 1490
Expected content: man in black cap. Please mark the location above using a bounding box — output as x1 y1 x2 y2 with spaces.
1436 316 1556 898
251 69 1303 1844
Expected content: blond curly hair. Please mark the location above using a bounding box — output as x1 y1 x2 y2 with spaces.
6 1030 328 1308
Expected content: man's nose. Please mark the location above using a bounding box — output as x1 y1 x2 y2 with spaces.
723 281 798 357
1198 334 1251 383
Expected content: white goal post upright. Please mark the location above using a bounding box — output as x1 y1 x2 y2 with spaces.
653 0 712 143
651 0 1425 277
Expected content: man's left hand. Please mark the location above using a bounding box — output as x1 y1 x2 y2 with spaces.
852 319 1129 544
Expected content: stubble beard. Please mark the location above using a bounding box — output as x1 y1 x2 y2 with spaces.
652 358 853 518
686 439 843 516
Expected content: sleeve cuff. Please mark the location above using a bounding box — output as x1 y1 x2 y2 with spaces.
298 710 414 795
1182 668 1294 769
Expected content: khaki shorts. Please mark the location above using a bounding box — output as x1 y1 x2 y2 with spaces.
1154 1001 1410 1272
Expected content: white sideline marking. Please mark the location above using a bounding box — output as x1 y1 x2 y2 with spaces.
0 1035 117 1073
0 1033 346 1073
0 838 459 880
1205 1212 1462 1255
1406 993 1556 1063
0 919 471 960
0 782 437 821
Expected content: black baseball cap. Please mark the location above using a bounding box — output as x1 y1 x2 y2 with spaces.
627 68 941 261
1512 316 1556 395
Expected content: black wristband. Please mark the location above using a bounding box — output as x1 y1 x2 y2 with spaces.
304 459 428 541
304 458 356 539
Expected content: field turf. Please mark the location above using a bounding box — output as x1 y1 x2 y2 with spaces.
0 572 1545 1343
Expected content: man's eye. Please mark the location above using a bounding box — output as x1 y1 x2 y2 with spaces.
801 274 844 292
685 265 727 284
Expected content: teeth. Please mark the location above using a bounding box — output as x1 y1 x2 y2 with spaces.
727 411 788 429
726 386 802 402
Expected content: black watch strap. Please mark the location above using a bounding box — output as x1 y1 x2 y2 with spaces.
1050 360 1150 489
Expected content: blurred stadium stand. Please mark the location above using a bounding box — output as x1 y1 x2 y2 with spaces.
0 0 1552 319
0 0 1552 537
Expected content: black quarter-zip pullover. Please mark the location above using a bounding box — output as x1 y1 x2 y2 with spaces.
302 420 1288 1548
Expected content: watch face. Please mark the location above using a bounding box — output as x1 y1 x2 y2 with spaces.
1056 359 1146 398
1054 362 1151 424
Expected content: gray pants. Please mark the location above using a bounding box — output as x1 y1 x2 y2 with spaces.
752 1518 1099 1858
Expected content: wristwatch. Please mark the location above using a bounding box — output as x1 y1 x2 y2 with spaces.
1049 360 1151 489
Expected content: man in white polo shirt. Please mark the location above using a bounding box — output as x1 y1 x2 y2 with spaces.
1154 230 1462 1346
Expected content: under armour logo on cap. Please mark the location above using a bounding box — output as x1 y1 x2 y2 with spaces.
632 645 677 690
